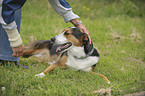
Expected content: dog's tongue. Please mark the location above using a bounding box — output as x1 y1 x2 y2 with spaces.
56 42 72 53
50 42 72 55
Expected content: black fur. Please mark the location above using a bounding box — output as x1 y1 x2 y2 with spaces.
72 27 84 40
84 42 99 57
71 27 100 57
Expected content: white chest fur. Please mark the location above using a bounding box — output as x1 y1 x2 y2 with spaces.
66 46 99 71
68 46 86 58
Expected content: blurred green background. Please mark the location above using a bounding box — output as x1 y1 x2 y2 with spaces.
0 0 145 96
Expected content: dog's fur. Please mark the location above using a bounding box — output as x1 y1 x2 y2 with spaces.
23 27 110 84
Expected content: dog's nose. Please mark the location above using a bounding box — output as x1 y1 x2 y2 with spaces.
51 37 56 42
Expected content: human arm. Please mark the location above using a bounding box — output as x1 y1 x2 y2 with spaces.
0 0 26 57
48 0 91 44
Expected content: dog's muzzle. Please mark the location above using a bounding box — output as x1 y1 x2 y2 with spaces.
51 33 67 44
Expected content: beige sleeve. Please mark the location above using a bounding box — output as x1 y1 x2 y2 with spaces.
5 28 22 47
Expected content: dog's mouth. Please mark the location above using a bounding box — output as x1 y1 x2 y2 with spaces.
56 42 72 53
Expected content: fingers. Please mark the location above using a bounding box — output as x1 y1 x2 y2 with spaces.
12 45 23 57
83 28 91 44
77 24 92 44
88 35 92 44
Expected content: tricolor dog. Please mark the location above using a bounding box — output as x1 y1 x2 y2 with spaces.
23 27 110 84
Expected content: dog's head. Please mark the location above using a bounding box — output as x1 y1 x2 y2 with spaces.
51 27 90 47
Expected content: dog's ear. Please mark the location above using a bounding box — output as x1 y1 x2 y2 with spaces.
80 33 89 46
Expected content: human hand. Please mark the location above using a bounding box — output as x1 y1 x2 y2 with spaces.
77 24 92 44
70 19 92 44
12 45 23 57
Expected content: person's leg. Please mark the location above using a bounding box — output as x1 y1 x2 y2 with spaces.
0 8 22 61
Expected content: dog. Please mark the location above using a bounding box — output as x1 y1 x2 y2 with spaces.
23 27 110 84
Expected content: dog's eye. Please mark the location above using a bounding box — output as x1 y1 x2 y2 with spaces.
64 32 69 35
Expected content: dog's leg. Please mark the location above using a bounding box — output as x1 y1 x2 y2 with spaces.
43 64 58 74
90 71 110 84
35 54 68 78
23 49 36 56
35 63 57 78
35 63 68 78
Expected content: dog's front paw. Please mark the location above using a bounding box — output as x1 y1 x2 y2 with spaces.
35 72 46 78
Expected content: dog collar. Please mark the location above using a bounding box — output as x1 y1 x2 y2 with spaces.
73 48 94 59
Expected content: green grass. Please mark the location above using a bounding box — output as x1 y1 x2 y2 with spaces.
0 0 145 95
